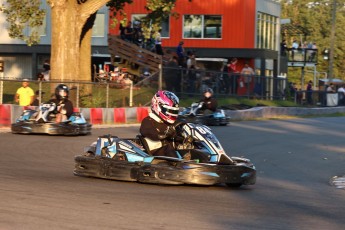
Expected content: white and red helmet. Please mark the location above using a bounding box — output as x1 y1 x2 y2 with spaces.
151 90 179 124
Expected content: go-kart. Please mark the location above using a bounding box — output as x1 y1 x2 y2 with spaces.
11 102 92 135
74 121 255 187
179 102 230 126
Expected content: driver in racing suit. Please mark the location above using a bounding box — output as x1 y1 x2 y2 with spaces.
199 88 218 115
49 84 74 122
140 90 180 158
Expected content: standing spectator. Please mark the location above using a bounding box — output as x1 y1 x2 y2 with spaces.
228 58 239 94
306 80 313 105
337 84 345 105
280 40 287 56
124 21 134 42
289 82 297 100
119 22 126 40
327 83 335 93
15 79 35 106
154 29 163 55
291 40 299 60
308 42 317 62
42 59 50 81
176 41 185 67
241 62 255 95
163 56 181 92
186 52 196 70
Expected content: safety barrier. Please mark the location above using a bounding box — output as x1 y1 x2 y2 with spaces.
0 104 150 127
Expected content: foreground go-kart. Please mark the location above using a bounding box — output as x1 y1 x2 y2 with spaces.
179 102 230 126
11 103 92 135
74 122 255 187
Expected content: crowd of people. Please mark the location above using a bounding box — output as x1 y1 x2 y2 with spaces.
281 39 317 61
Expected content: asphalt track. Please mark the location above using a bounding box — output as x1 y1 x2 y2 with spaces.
0 117 345 230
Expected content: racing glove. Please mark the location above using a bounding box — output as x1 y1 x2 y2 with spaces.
158 126 176 140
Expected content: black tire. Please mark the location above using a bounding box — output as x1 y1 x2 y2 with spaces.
226 183 242 188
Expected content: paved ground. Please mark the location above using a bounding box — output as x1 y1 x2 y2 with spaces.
0 117 345 230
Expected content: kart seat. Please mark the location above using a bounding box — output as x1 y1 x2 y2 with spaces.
137 135 161 155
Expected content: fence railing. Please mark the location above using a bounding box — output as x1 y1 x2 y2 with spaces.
0 66 297 107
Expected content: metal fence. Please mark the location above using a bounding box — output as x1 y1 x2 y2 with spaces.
1 66 294 108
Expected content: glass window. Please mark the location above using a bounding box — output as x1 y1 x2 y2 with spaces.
256 12 278 51
92 14 105 37
183 15 202 38
204 15 222 38
131 14 170 38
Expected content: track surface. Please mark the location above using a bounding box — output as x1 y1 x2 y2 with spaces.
1 117 345 230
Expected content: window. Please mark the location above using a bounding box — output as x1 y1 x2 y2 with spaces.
38 15 47 36
131 14 170 38
92 14 105 37
183 15 222 39
256 12 278 50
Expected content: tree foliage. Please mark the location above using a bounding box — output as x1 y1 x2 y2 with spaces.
281 0 345 81
0 0 45 46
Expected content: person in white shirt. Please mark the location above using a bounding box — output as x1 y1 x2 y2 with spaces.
338 84 345 105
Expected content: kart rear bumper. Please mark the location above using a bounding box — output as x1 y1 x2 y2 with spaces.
11 121 91 135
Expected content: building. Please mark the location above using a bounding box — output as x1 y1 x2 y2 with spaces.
109 0 281 77
0 1 109 80
0 0 281 80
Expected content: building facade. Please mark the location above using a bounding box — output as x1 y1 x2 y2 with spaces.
109 0 281 76
0 1 109 80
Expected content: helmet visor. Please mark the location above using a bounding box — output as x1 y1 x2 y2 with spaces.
161 104 179 117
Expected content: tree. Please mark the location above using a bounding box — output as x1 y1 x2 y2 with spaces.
0 0 187 82
281 0 345 82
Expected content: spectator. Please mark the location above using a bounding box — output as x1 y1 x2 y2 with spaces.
280 40 287 56
291 40 299 60
15 79 35 106
228 58 239 94
327 83 335 93
176 41 185 67
306 80 313 105
338 84 345 105
42 59 50 81
240 62 255 91
140 91 181 158
154 29 163 55
124 21 134 42
199 88 218 115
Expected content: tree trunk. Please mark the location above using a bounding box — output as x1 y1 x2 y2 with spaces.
49 0 109 82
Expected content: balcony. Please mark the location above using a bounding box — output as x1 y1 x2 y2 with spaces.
282 48 318 67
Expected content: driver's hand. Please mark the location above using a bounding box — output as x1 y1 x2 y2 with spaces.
164 126 176 139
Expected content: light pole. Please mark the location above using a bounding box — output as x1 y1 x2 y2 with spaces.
328 0 337 82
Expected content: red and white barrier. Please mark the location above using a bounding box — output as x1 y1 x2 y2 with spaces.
0 104 151 127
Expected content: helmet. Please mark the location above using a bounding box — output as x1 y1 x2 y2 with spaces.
203 88 213 98
151 90 179 124
55 84 69 100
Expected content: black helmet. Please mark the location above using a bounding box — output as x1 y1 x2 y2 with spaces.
203 87 213 94
55 84 69 100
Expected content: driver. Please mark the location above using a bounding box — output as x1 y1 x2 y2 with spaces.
49 84 74 122
200 88 218 114
140 90 180 158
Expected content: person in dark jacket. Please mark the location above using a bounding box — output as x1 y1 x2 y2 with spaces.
49 84 74 122
200 88 218 114
140 90 180 158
